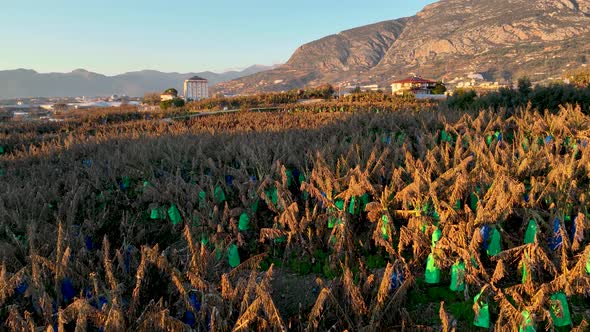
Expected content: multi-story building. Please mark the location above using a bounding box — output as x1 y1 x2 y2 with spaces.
183 76 209 101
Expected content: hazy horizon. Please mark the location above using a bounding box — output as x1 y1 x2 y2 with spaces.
0 64 278 76
1 0 435 75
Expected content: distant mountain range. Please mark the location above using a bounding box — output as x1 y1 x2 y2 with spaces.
0 65 275 99
219 0 590 94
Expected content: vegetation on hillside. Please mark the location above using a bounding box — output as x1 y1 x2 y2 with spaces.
566 68 590 88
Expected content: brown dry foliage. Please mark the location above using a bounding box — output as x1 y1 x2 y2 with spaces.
0 105 589 331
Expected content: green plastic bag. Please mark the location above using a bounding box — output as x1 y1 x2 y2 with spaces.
328 216 337 229
238 213 250 231
396 131 406 144
425 253 440 284
487 228 502 256
0 146 4 154
118 176 130 191
422 202 431 215
524 219 537 244
549 292 571 327
432 210 440 223
265 187 278 205
198 190 206 207
302 191 310 201
298 173 306 185
360 193 370 212
285 169 293 187
143 181 154 190
200 235 209 246
168 204 182 225
441 130 453 143
473 291 490 328
251 199 259 213
471 256 479 269
586 254 590 274
335 198 344 211
214 186 226 203
519 310 535 332
381 215 389 240
349 196 357 215
431 227 442 248
228 244 240 268
450 261 465 291
150 207 165 220
419 220 427 233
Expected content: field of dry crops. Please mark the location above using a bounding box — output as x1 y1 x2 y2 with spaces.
1 105 590 331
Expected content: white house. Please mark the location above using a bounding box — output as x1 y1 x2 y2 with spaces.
391 76 438 95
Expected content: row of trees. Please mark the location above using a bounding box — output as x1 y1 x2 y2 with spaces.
185 84 443 111
445 76 590 113
141 81 446 111
186 85 336 111
202 84 425 111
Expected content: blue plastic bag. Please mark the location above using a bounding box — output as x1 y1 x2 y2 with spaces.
549 218 563 250
389 268 404 292
61 278 76 302
480 225 491 251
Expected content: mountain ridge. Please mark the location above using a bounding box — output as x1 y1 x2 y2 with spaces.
0 65 276 99
218 0 590 94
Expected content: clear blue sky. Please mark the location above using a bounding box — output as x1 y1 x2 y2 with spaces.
1 0 436 75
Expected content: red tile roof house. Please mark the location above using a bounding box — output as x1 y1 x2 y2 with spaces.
391 76 438 95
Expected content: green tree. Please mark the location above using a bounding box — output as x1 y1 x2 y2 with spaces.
172 98 185 108
432 82 447 95
517 77 532 96
447 89 477 110
160 98 185 110
163 88 178 97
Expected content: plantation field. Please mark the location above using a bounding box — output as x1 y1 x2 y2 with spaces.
1 105 590 331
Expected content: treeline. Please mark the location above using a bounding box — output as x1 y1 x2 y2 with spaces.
446 78 590 113
338 90 417 103
187 84 336 111
186 86 439 112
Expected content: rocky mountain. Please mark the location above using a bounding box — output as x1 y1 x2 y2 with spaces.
219 0 590 94
0 65 275 99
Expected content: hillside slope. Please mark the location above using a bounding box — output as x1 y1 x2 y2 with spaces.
219 0 590 94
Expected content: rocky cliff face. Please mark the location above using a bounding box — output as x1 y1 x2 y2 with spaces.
382 0 590 64
286 19 407 71
219 0 590 94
